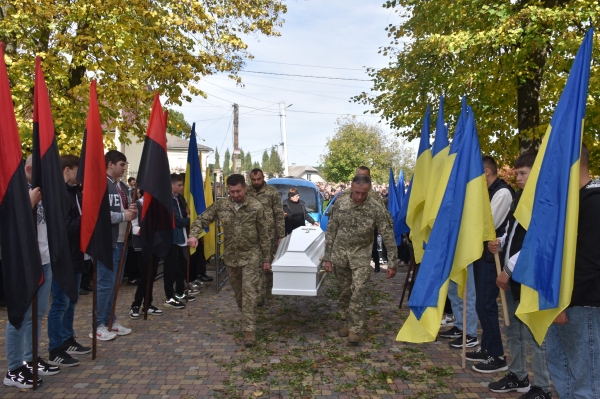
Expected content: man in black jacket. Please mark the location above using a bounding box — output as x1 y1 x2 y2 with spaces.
47 155 91 368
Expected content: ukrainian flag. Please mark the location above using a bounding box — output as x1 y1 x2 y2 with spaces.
512 28 594 345
421 95 449 244
396 169 406 209
397 105 495 343
203 165 217 259
406 106 432 263
184 123 208 254
396 178 412 236
387 168 404 246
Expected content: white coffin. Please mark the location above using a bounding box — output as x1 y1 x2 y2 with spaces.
271 226 326 296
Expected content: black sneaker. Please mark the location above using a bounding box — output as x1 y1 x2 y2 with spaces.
3 364 41 388
48 349 79 367
164 298 186 309
130 306 141 319
519 386 552 399
27 356 60 376
175 293 196 302
466 348 488 362
488 372 530 392
439 326 462 339
199 274 213 282
147 305 163 315
472 355 508 373
62 336 92 355
449 335 479 348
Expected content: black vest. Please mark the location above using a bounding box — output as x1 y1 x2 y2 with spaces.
504 190 527 301
483 178 515 263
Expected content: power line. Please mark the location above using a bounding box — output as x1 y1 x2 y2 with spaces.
210 74 372 89
247 60 378 71
241 71 373 82
202 80 279 104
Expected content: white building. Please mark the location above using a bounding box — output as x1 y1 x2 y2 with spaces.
288 164 325 183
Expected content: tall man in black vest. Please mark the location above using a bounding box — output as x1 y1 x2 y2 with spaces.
468 156 515 373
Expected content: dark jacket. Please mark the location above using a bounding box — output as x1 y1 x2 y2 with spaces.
505 191 527 301
483 178 515 263
283 198 315 235
107 176 131 248
65 183 85 274
172 195 190 245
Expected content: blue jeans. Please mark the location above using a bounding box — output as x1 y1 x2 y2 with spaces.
546 306 600 398
505 287 551 392
448 264 477 337
47 273 82 351
5 263 52 371
474 258 504 357
95 243 127 327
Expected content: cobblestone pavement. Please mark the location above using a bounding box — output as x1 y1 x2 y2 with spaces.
0 264 545 398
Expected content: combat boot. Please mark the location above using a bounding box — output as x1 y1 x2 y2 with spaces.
244 331 256 348
338 326 349 337
347 332 360 346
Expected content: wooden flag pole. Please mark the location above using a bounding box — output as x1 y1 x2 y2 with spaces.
186 246 190 302
494 253 510 327
92 259 98 359
462 281 467 369
108 186 138 332
143 253 153 320
32 291 38 390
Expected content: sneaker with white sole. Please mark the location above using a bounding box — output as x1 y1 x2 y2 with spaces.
519 386 551 399
175 293 196 302
26 357 60 376
61 336 91 355
89 324 117 341
129 306 140 319
449 335 479 348
164 298 186 309
466 347 488 362
3 364 41 388
110 322 132 336
472 355 508 373
47 349 79 368
441 313 454 327
439 326 462 339
488 372 530 392
147 305 163 315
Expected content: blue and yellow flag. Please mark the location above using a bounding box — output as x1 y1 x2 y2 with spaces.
396 178 412 236
512 28 594 345
421 95 450 244
396 169 406 209
184 123 208 254
203 166 217 260
388 168 404 246
406 106 432 263
397 105 495 343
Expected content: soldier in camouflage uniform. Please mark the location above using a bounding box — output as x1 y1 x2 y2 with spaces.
187 174 270 347
247 169 285 305
323 174 397 345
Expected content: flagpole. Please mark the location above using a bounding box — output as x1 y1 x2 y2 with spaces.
109 187 138 332
92 259 98 359
494 253 510 327
462 280 467 369
143 253 153 320
186 246 190 303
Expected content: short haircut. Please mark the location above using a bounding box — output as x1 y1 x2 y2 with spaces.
250 168 264 177
582 142 590 166
352 174 372 186
482 155 498 175
357 166 370 175
514 152 537 169
128 177 136 183
171 173 184 183
227 174 246 187
105 150 127 168
61 154 80 171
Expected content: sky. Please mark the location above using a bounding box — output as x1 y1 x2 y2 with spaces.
169 0 412 169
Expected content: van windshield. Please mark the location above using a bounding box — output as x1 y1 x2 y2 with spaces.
270 184 319 214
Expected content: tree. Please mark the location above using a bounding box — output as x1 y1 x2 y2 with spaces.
223 149 231 176
261 150 271 174
214 148 221 170
269 146 284 174
0 0 286 154
166 109 192 138
252 161 261 170
320 116 416 183
238 149 245 172
354 0 600 170
245 153 253 172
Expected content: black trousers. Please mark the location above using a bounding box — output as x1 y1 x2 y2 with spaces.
164 245 186 299
132 250 159 307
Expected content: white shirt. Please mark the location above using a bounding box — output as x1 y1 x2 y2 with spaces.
36 200 51 265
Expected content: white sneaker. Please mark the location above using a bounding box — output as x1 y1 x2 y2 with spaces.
89 325 117 341
110 322 132 336
441 313 455 327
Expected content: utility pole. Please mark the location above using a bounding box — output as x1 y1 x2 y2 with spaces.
280 101 289 176
233 103 239 173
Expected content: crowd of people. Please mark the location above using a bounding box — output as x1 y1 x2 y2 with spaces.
1 148 598 399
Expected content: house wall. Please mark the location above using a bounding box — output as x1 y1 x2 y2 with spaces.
301 171 325 183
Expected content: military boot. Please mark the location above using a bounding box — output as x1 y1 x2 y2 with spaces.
338 326 349 337
347 332 360 346
244 331 256 348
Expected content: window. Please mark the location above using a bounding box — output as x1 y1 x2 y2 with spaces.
306 173 312 181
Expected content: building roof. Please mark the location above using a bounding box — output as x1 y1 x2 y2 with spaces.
288 165 321 178
166 133 213 152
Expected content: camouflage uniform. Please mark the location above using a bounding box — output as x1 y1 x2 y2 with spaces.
247 183 285 300
323 194 397 334
190 196 270 331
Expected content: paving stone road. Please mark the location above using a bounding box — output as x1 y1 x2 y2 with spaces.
0 264 544 398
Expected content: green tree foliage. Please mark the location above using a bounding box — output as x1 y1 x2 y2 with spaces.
238 149 245 172
214 148 221 170
0 0 286 154
252 161 261 170
261 150 271 174
321 116 416 183
166 109 192 138
244 153 253 172
354 0 600 171
223 149 231 176
269 146 284 174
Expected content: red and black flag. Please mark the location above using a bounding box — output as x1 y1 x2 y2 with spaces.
137 93 174 258
76 81 113 270
31 56 77 303
0 43 43 328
